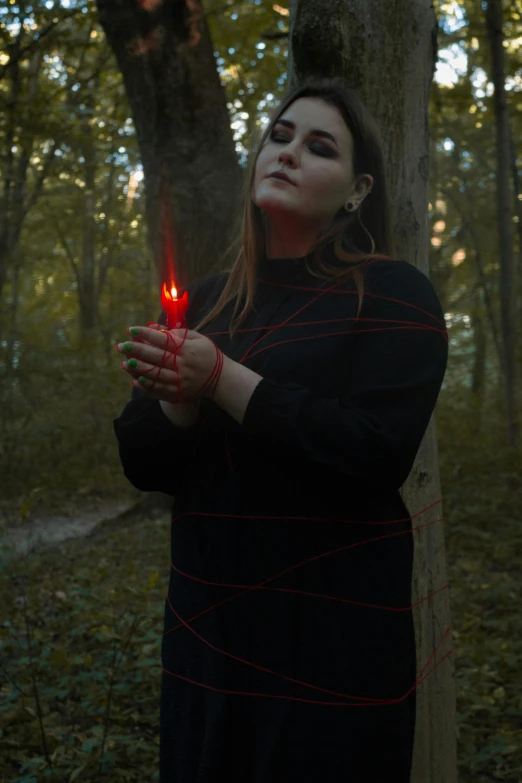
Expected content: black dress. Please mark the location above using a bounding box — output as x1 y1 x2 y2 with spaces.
113 255 448 783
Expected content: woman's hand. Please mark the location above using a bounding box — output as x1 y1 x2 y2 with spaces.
116 326 223 403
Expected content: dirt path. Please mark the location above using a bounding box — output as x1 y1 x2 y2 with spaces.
0 494 146 558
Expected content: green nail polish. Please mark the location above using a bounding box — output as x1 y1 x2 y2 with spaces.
130 328 140 336
139 376 148 385
128 359 138 368
123 343 132 352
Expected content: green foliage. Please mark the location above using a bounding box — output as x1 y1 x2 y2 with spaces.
206 0 289 155
0 328 151 501
0 511 170 782
436 381 522 782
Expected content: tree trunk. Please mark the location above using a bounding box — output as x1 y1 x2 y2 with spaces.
469 221 505 381
288 2 457 781
4 254 21 379
96 0 242 291
485 0 519 445
471 297 487 435
0 23 23 309
509 131 522 351
78 86 99 339
471 290 487 438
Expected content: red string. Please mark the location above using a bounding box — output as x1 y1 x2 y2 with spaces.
139 326 225 404
244 323 445 362
257 275 448 331
239 276 345 364
139 271 447 400
162 642 455 707
164 508 453 706
144 270 453 704
162 504 452 704
163 593 452 707
209 313 447 337
164 511 447 632
170 560 449 613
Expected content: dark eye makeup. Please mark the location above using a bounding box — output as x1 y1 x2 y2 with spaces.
268 129 337 158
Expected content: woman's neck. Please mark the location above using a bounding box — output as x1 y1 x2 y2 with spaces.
265 217 319 259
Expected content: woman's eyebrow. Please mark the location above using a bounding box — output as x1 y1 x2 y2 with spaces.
274 118 339 148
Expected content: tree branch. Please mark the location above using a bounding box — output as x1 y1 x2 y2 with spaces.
202 0 242 18
20 143 58 224
47 50 114 107
260 31 289 40
0 8 82 79
53 218 81 291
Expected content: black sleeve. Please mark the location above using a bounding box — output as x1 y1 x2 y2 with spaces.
112 274 225 495
241 261 448 490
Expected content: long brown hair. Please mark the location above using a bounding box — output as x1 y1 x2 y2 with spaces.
194 76 395 337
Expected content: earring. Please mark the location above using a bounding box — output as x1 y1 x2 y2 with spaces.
344 200 358 212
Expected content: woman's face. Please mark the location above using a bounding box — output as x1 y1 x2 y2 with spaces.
253 97 368 228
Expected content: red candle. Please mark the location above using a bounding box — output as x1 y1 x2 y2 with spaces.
161 280 189 330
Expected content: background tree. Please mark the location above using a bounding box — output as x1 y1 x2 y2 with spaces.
484 0 518 445
96 0 243 288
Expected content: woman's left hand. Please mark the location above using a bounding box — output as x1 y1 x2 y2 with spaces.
116 326 222 403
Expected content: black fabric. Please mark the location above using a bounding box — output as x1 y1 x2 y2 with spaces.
113 256 448 782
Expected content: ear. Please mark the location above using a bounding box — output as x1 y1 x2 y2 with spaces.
353 174 373 200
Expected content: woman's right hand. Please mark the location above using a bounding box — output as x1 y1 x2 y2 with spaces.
117 325 200 427
116 323 218 406
117 336 178 404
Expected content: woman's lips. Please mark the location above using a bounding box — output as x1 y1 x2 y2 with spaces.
267 171 296 185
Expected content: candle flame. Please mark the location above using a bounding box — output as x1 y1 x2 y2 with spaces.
162 280 178 301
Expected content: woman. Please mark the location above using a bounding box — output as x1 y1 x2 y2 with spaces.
114 77 448 782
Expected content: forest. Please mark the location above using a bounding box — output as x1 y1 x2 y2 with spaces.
0 0 521 781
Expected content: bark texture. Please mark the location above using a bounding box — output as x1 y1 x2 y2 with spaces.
288 2 457 780
97 0 242 290
485 0 519 445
